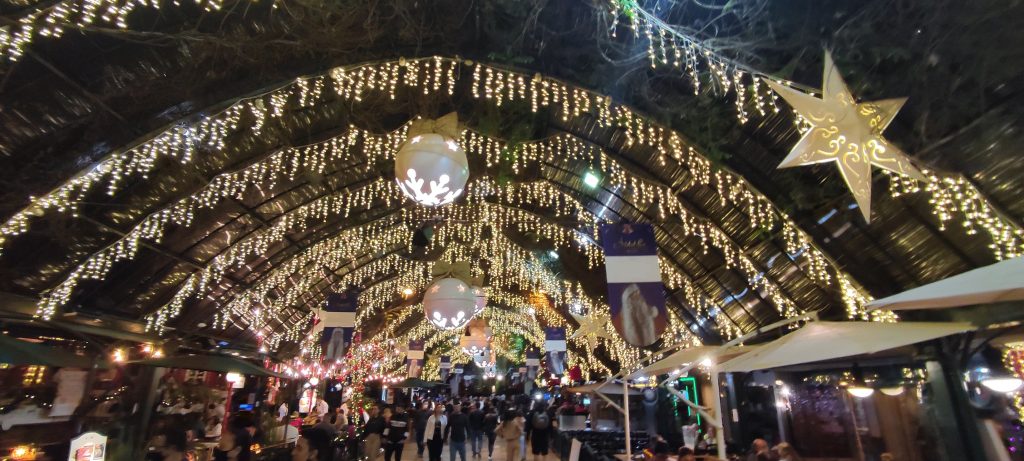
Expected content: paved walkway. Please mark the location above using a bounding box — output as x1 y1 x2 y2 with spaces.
388 436 561 461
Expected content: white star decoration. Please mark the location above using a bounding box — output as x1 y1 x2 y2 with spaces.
569 312 611 350
764 51 926 222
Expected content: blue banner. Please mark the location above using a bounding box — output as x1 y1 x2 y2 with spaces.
525 348 540 380
440 355 451 382
600 223 668 347
407 340 425 378
544 327 567 375
321 326 353 363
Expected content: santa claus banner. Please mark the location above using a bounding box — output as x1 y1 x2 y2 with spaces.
600 223 668 347
407 339 425 378
317 286 360 362
525 348 540 379
544 327 567 375
440 355 452 382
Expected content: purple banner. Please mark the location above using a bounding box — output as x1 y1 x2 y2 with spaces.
407 339 425 378
600 223 668 347
544 327 567 375
321 327 353 363
440 355 451 382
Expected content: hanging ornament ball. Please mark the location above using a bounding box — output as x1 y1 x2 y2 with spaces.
472 286 487 315
395 133 469 206
423 277 476 330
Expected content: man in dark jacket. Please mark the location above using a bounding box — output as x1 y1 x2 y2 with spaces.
384 404 410 461
414 401 431 456
446 403 470 461
468 403 486 457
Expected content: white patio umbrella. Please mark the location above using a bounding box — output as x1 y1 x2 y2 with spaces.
566 380 642 395
866 256 1024 311
624 345 759 381
718 321 974 373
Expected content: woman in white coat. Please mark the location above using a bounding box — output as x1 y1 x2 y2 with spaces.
424 404 448 461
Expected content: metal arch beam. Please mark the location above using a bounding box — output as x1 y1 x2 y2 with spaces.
544 122 833 319
253 198 728 346
46 118 814 337
187 177 747 345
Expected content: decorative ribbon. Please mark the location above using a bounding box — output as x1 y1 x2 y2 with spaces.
407 112 462 140
431 260 473 285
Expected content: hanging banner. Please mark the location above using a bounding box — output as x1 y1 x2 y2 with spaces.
318 286 359 362
450 364 464 395
407 340 425 378
440 356 452 382
544 327 567 376
525 348 540 380
600 223 668 347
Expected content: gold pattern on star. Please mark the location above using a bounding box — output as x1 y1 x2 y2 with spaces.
764 52 925 222
570 312 611 350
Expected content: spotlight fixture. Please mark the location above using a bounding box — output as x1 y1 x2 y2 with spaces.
583 171 600 188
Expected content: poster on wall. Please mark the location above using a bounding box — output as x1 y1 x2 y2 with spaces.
317 285 359 362
69 432 107 461
544 327 567 376
600 223 668 347
407 340 425 378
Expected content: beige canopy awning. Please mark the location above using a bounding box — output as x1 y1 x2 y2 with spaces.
567 380 643 395
866 256 1024 311
718 321 975 373
624 345 758 381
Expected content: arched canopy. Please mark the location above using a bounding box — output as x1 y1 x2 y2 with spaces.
0 0 1020 371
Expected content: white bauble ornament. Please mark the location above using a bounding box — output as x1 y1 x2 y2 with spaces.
423 277 475 330
472 286 487 315
395 133 469 206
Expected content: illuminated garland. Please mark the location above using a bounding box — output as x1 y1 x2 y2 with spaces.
4 56 934 325
1005 346 1024 421
609 4 1023 263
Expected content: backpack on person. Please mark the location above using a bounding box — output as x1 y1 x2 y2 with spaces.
531 411 550 430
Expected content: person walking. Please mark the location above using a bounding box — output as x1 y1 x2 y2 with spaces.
424 405 448 461
482 405 499 461
415 402 431 457
469 402 485 457
496 411 524 461
446 403 470 461
526 403 551 461
385 404 410 461
363 405 386 461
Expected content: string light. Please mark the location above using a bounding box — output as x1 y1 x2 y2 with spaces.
6 56 1004 345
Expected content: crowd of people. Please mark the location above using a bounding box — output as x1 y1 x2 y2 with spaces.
144 388 840 461
362 395 561 461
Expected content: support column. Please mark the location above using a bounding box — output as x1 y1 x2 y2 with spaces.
710 369 726 460
624 381 632 461
926 359 986 460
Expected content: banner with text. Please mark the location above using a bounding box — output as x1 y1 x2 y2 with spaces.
600 223 668 347
544 327 567 376
440 356 452 382
525 348 540 380
318 285 360 362
407 339 425 378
